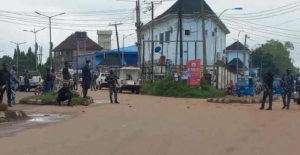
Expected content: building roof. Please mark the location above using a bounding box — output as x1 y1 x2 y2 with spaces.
95 45 137 56
141 0 229 34
226 41 250 51
53 33 103 51
227 58 247 69
155 0 216 20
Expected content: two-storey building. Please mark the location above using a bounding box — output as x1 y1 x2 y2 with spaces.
140 0 230 74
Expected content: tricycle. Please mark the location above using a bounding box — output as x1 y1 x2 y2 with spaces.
236 77 254 97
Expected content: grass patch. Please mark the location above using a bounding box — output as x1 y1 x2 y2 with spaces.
71 97 85 105
141 76 224 98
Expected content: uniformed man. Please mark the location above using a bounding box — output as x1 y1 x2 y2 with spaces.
56 83 72 106
82 60 92 98
0 63 12 107
260 68 274 110
43 67 53 95
281 68 294 109
105 70 120 104
10 65 19 105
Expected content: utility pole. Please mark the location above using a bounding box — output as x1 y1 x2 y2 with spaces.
23 27 46 71
35 12 65 69
201 0 207 75
243 34 249 76
109 22 123 68
144 1 162 82
179 0 183 72
9 41 26 75
38 46 43 65
136 0 142 68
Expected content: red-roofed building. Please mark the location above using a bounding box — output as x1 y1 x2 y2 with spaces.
53 33 103 69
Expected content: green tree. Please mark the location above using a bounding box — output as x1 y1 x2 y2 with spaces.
251 40 297 77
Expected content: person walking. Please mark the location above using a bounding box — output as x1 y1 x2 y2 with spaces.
90 72 97 91
43 67 53 95
105 70 120 104
0 63 12 107
82 60 92 98
260 68 274 110
10 65 19 105
281 68 294 110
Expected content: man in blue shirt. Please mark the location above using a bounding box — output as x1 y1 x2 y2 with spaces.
281 68 294 109
82 60 92 98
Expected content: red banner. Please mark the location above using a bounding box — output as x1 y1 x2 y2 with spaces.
186 59 201 86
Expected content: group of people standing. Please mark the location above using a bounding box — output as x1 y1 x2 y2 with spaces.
0 63 19 107
260 68 295 110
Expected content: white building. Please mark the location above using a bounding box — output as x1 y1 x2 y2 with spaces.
97 30 112 51
140 0 230 74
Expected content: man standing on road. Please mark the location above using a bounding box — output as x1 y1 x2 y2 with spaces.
105 70 120 104
82 60 92 98
10 65 19 105
281 68 294 110
260 68 274 110
0 63 12 107
23 69 30 92
90 72 97 91
43 67 52 95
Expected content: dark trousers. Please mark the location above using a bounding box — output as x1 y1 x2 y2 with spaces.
109 85 118 102
25 80 30 91
57 95 72 106
261 90 273 109
282 90 292 108
50 83 54 91
0 85 12 105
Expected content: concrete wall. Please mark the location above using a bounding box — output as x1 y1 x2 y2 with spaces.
97 30 112 51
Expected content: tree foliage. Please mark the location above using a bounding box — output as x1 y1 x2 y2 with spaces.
0 46 49 76
251 40 299 77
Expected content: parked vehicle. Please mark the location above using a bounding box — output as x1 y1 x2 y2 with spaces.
236 77 254 97
96 72 109 89
273 78 283 94
19 71 42 91
118 67 141 94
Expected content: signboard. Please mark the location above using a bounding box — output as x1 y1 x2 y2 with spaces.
186 59 201 86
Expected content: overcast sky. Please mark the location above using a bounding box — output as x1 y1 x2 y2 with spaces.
0 0 300 66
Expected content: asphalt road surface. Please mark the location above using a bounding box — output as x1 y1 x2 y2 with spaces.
1 90 300 155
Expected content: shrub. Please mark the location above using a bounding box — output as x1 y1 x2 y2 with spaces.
141 76 224 98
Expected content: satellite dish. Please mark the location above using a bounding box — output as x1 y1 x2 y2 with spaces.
154 46 161 53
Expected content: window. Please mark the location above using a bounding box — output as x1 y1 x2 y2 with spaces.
237 79 248 85
165 31 170 43
159 33 164 44
185 30 190 35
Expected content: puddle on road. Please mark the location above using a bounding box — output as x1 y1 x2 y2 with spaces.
0 113 71 138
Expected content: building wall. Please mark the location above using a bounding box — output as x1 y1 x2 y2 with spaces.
141 16 227 68
97 30 112 51
226 51 250 75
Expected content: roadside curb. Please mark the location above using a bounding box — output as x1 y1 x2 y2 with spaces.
19 97 94 106
0 110 28 123
207 95 280 104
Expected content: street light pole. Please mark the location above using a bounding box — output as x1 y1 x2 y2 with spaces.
9 41 26 75
23 27 46 71
35 12 65 69
213 7 243 88
123 33 134 65
260 53 266 79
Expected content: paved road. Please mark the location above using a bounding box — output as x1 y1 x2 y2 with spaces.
1 89 300 155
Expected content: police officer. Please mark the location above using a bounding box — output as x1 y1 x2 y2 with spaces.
260 68 274 110
105 70 119 104
63 62 72 80
56 83 72 106
281 68 294 109
82 60 92 98
23 69 30 92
